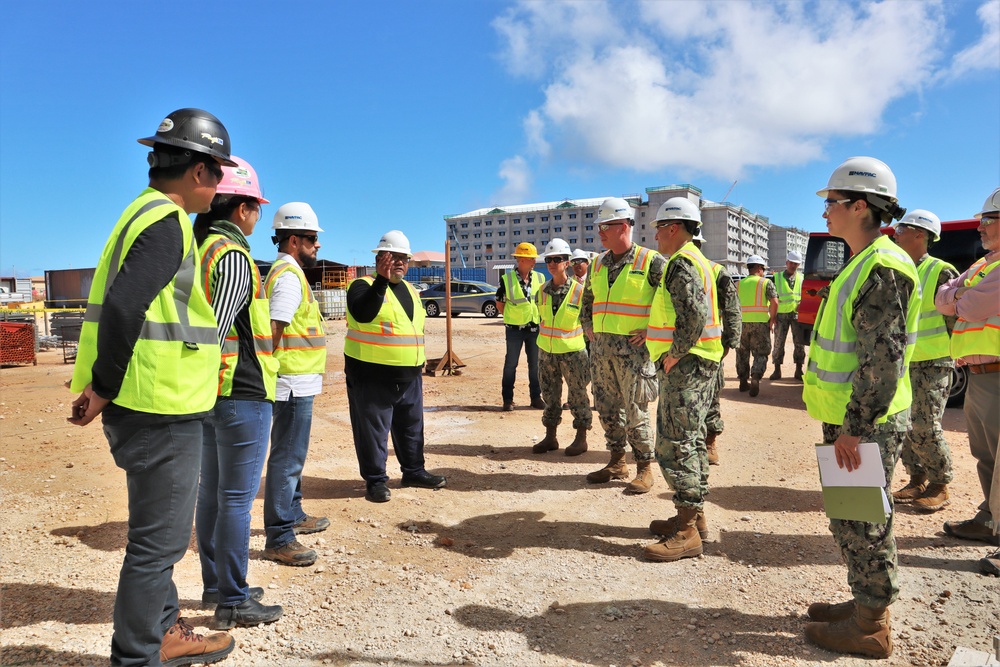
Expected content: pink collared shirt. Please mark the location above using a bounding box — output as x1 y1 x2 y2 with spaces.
935 249 1000 364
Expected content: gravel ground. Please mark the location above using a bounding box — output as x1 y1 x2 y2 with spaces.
1 316 997 666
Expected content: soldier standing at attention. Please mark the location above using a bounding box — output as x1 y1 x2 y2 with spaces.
889 210 958 513
531 239 591 456
736 256 778 397
770 251 806 381
802 157 916 659
580 197 666 495
643 198 723 562
497 242 546 411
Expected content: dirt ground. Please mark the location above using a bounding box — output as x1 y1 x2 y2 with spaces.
1 315 997 667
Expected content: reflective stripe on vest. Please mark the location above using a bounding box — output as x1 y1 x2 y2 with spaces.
344 276 426 366
951 257 1000 359
802 236 920 425
264 259 327 375
591 245 659 335
775 270 802 314
911 255 955 362
200 234 279 400
538 280 585 354
70 188 220 414
646 242 724 363
739 275 770 323
502 270 543 325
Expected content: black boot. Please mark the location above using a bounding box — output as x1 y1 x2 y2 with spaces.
213 597 283 630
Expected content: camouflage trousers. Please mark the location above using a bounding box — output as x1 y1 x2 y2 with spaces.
539 349 592 430
654 355 719 509
821 421 903 608
900 361 953 484
736 322 772 380
704 350 728 436
591 334 656 461
771 312 806 366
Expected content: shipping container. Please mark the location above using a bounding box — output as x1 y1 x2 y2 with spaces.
45 268 96 309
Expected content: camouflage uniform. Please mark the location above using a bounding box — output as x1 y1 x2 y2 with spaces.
652 255 720 508
900 258 958 484
538 280 592 431
737 280 776 380
706 264 741 436
817 265 915 608
772 270 807 367
581 245 666 462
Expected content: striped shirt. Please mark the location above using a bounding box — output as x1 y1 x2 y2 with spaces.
209 249 252 346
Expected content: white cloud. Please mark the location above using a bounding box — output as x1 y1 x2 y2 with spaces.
943 0 1000 80
492 155 533 205
494 0 959 179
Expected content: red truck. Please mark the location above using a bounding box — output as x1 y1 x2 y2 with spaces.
798 218 986 406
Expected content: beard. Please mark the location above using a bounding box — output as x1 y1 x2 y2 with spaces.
298 250 318 269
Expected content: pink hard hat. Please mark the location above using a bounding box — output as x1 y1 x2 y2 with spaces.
216 155 269 204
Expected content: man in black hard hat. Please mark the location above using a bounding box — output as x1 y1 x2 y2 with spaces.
69 108 238 667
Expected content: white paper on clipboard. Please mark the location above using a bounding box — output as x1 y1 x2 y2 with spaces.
816 442 887 488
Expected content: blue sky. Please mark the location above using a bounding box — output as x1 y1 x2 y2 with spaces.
1 0 997 277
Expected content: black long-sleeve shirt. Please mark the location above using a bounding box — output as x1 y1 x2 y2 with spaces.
345 274 421 382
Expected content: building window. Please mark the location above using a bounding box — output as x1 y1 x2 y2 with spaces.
585 237 594 243
585 213 593 218
461 223 468 228
498 230 505 236
527 229 534 235
569 237 577 243
554 215 562 221
569 226 577 231
474 233 481 238
486 255 493 260
541 228 548 234
514 230 520 236
460 234 468 240
474 222 481 227
461 244 469 250
499 254 507 259
485 232 492 238
569 214 577 219
474 244 481 249
585 225 593 231
541 216 549 221
512 218 519 223
499 242 506 247
497 219 504 223
527 217 534 222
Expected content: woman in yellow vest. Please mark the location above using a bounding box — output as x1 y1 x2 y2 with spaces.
193 157 283 629
802 157 918 659
531 239 591 456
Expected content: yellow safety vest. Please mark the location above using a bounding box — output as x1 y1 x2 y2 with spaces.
911 255 956 363
200 234 279 400
591 245 659 335
502 270 543 326
71 188 219 414
538 280 585 354
775 270 802 314
803 236 920 425
264 259 327 375
951 257 1000 359
344 276 426 367
739 275 770 323
646 242 724 363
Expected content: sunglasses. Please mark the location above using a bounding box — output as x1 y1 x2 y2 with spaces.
545 256 569 264
292 234 318 244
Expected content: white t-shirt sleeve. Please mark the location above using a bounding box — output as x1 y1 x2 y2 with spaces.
268 271 303 324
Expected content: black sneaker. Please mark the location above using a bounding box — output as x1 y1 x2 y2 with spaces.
401 471 447 490
200 586 264 610
213 598 283 630
366 481 391 503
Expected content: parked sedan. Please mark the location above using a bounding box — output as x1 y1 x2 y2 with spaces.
419 280 499 318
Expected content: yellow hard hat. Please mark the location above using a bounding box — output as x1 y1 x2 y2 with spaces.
512 242 538 258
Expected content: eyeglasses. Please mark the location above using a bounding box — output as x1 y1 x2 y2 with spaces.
655 221 682 230
292 233 318 244
980 215 998 227
823 198 851 211
388 253 410 263
545 256 569 264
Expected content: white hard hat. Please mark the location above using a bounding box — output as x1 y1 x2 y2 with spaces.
272 202 323 232
746 255 766 267
975 187 1000 219
786 251 803 263
372 230 412 255
570 248 590 263
596 197 635 225
654 197 702 225
542 238 572 258
816 157 897 202
692 227 706 243
895 209 941 241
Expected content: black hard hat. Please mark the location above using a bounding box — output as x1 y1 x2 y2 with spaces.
138 108 237 166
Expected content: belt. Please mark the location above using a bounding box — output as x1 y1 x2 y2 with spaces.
967 362 1000 375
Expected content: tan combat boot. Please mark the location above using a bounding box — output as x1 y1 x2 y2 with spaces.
649 510 708 540
564 427 588 456
891 472 927 503
805 604 892 658
705 432 719 465
643 507 703 562
586 451 629 484
807 599 854 622
912 483 949 512
624 460 654 494
532 425 559 453
769 365 782 380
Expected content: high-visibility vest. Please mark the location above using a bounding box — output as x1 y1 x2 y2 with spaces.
646 242 724 363
344 276 426 367
71 188 219 414
951 257 1000 359
775 270 802 314
911 255 956 363
502 270 543 326
538 280 585 354
264 259 327 375
803 236 920 425
200 233 279 400
591 245 660 335
739 275 771 323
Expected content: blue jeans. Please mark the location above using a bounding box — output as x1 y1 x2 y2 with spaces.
264 395 313 549
501 325 541 404
196 398 271 607
104 417 203 667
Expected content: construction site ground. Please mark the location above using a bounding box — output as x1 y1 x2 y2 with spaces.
1 315 997 667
